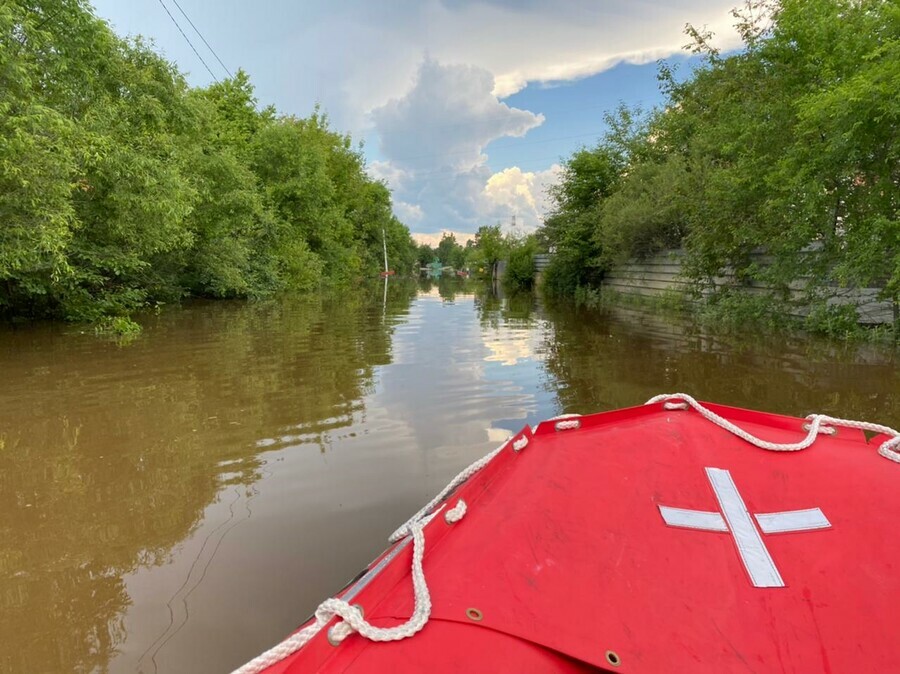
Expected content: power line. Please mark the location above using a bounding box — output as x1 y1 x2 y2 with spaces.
155 0 219 83
170 0 233 78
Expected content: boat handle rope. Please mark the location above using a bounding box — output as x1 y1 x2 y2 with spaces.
234 395 899 673
231 431 527 674
646 393 900 464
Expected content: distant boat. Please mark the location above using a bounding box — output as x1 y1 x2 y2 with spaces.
234 394 900 673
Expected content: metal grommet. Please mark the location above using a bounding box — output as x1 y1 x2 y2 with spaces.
465 607 483 622
605 650 621 667
326 625 342 647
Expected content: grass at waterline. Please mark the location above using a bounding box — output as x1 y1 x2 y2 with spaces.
571 287 898 344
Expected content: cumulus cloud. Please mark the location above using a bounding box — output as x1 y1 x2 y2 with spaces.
96 0 740 135
367 160 410 192
372 58 543 172
310 1 740 123
96 0 741 238
482 164 562 231
394 200 424 223
372 59 550 234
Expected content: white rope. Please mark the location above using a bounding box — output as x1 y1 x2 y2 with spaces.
549 413 582 431
232 513 437 674
234 395 899 673
444 499 467 524
389 439 511 543
232 433 522 674
646 393 900 463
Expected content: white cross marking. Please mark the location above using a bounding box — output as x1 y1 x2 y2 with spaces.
659 467 831 588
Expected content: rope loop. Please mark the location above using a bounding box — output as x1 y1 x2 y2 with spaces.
549 414 582 431
878 438 900 464
803 421 836 435
232 522 432 673
235 394 900 674
646 393 900 462
444 499 467 524
233 431 523 673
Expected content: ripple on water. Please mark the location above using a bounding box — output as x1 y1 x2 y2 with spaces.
0 286 897 673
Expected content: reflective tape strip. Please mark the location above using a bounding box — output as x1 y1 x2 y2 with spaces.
706 467 784 588
658 506 727 531
756 508 831 534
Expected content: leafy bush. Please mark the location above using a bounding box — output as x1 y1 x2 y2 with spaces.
0 2 418 323
503 237 538 290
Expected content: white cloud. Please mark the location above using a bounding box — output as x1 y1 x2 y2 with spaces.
325 1 740 126
411 230 475 247
482 164 562 231
372 59 549 233
94 0 742 236
372 58 543 173
94 1 741 136
367 160 410 191
394 201 424 223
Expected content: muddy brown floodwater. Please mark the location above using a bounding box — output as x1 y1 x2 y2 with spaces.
1 281 897 673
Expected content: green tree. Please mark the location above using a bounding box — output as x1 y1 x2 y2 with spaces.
0 1 419 322
539 0 899 335
470 225 506 274
416 243 436 267
540 141 623 295
503 234 539 290
436 232 466 269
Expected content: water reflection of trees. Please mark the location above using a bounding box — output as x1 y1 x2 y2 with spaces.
0 285 416 673
540 301 900 426
473 285 536 330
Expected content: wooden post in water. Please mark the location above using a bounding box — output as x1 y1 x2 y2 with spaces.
893 296 899 342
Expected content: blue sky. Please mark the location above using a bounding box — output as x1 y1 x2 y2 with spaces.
485 58 698 174
90 0 738 241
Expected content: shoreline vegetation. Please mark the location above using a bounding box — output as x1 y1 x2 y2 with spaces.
536 0 898 342
3 1 896 346
1 0 419 327
574 286 898 344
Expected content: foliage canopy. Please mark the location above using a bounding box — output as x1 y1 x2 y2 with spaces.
538 0 899 321
0 0 417 320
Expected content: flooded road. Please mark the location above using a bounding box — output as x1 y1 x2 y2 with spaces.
1 281 897 673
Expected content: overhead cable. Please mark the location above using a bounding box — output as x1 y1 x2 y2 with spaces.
170 0 233 78
156 0 219 82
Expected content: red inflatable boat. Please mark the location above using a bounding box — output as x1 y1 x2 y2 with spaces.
234 394 900 673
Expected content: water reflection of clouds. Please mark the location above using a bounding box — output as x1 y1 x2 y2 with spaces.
365 291 543 458
487 427 513 443
482 326 545 366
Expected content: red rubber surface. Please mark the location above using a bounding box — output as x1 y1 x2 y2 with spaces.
259 401 899 673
